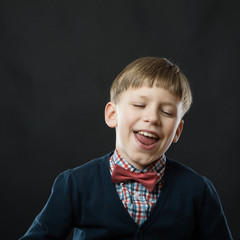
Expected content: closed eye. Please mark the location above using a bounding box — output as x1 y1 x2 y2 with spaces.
161 111 174 117
133 104 145 108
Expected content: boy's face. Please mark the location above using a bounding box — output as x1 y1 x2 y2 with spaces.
105 86 184 170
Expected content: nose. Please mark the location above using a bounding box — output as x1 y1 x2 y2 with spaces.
143 107 160 125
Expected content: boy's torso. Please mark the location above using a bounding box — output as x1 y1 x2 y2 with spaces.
20 152 232 240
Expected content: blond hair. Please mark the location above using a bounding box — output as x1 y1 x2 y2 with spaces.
110 57 192 116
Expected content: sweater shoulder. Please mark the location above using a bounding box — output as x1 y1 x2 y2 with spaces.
52 152 113 195
166 158 208 187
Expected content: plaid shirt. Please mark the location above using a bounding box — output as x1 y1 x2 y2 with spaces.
109 149 166 225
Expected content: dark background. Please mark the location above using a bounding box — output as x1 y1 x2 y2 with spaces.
1 1 239 239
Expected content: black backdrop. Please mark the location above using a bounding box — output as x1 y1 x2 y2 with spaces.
1 1 239 239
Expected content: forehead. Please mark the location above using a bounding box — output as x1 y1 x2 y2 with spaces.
120 86 181 103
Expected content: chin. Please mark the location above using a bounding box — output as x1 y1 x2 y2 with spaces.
131 154 155 165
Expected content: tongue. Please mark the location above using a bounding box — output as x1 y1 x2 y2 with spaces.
135 133 158 145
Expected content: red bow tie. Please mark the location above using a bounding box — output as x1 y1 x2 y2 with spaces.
111 164 158 192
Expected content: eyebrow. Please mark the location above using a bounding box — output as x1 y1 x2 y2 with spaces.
134 95 177 107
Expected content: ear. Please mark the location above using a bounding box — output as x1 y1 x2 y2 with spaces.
173 119 184 143
105 102 118 128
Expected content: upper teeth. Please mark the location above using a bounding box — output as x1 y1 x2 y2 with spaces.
138 131 158 138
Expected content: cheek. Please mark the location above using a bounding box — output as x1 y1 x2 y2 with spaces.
118 112 134 128
163 121 178 136
117 116 129 136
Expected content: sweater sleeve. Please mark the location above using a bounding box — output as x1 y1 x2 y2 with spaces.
19 170 75 240
195 176 233 240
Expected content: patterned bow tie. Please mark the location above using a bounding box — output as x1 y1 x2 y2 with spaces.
111 164 158 192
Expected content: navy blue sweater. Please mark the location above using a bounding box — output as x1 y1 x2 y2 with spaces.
19 152 233 240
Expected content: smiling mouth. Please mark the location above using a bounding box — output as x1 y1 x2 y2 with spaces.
134 130 160 146
138 131 159 139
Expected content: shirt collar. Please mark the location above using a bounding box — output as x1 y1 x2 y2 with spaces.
109 149 166 183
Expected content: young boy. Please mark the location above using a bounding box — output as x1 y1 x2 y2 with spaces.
19 57 233 240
